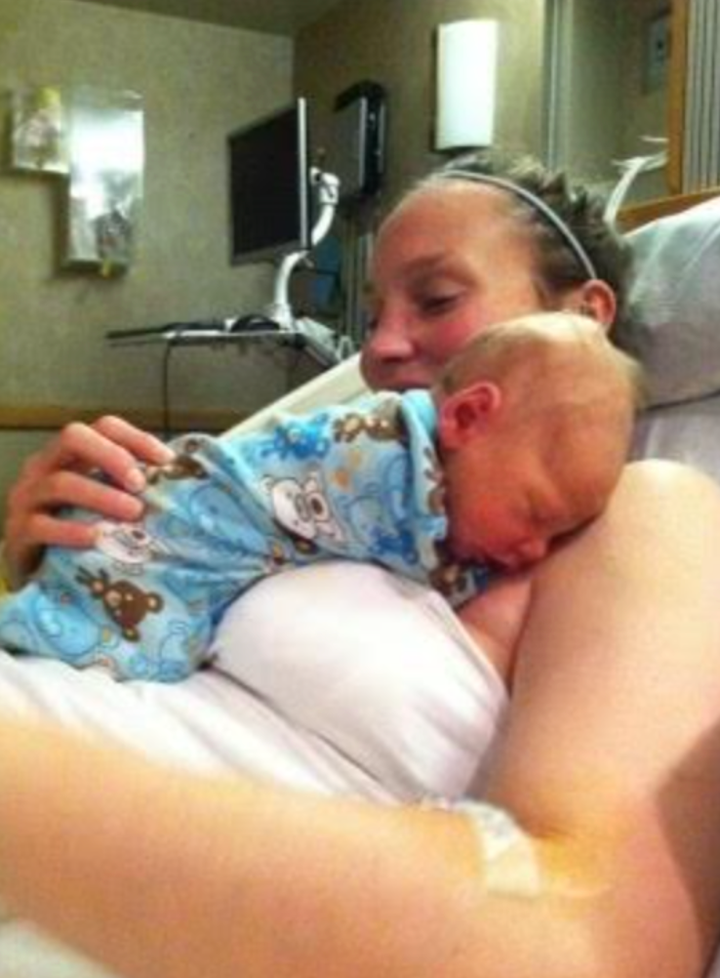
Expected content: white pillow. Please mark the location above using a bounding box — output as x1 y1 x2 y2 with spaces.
624 196 720 407
631 393 720 485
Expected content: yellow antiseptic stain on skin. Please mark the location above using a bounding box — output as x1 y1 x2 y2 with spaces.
454 785 630 902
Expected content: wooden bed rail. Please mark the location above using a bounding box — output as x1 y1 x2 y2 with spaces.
619 187 720 231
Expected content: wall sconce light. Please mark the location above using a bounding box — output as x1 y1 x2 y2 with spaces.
435 19 499 152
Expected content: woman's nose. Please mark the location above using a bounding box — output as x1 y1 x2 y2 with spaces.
364 309 415 361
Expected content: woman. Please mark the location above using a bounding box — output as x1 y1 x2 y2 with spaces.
2 154 720 978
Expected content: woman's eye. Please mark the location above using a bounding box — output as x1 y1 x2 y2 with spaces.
362 301 380 332
420 294 461 316
364 314 378 333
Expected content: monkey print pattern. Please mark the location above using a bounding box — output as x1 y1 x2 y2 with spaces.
95 520 166 573
423 448 445 515
428 541 469 598
264 473 345 546
76 567 164 642
145 437 208 486
332 400 407 445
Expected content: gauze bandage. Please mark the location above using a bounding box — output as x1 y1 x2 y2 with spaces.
426 798 543 898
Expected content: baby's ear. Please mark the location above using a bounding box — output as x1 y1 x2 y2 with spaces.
438 381 502 449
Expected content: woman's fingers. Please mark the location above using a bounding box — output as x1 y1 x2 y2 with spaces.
3 418 174 581
22 511 100 552
38 418 173 490
92 415 174 468
17 469 147 524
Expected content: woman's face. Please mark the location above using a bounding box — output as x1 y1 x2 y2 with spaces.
361 185 554 391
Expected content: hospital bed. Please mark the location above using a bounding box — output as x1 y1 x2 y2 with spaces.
1 192 720 978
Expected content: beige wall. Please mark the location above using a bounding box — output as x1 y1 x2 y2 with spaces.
552 0 670 200
551 0 624 185
296 0 546 212
618 0 670 203
620 0 670 155
0 0 304 519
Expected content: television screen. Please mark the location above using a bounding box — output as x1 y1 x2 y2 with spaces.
228 98 311 265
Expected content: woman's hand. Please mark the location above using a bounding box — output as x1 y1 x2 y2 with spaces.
4 415 174 582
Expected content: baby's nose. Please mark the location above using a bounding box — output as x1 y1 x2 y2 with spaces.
516 538 549 565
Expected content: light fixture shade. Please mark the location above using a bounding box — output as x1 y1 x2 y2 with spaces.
435 19 498 152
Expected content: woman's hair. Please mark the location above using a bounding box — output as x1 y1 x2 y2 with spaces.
414 150 634 334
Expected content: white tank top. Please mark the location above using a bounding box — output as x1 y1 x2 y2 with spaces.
211 562 509 803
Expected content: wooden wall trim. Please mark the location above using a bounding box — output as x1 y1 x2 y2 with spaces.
668 0 689 194
0 406 248 433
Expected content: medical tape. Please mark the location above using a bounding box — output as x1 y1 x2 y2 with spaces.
424 797 543 898
438 170 599 283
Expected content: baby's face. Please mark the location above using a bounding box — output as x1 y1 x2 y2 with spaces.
443 428 619 571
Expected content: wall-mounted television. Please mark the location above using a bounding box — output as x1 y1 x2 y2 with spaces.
228 98 311 266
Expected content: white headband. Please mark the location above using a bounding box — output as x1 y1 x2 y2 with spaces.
438 170 599 282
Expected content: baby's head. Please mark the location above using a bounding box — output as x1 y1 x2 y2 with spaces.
435 312 643 570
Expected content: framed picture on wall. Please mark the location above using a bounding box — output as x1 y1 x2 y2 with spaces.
10 85 69 173
65 87 144 271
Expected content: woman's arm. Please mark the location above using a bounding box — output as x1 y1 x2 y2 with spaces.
0 715 600 978
488 460 720 977
1 459 720 978
4 416 173 583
